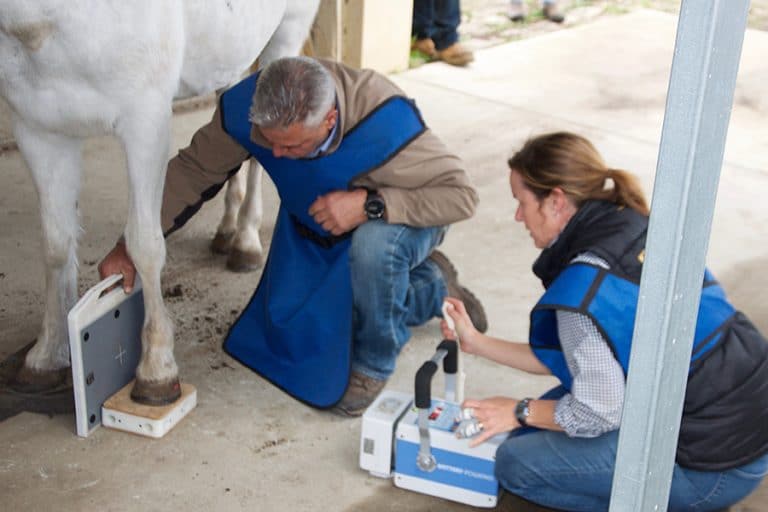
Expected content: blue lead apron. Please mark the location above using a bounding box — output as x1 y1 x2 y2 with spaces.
219 73 426 407
529 263 734 390
509 263 736 438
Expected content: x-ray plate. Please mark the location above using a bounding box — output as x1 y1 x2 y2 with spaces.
67 275 143 437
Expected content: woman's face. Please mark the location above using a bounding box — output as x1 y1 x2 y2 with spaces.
509 169 568 249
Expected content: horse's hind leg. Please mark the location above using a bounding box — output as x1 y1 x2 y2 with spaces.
117 103 180 405
12 118 82 392
226 159 264 272
211 162 247 255
222 1 321 273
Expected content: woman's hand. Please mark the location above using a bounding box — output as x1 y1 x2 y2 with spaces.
461 396 521 447
440 297 482 354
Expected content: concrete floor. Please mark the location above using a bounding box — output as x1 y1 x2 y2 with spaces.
1 9 767 511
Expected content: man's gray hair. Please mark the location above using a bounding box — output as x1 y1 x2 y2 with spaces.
249 57 336 129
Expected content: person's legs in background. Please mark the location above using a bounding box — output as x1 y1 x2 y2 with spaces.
412 0 474 66
429 0 460 51
542 0 565 23
508 0 528 22
509 0 565 24
412 0 438 57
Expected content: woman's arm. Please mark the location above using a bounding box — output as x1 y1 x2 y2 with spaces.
553 309 625 437
441 297 550 375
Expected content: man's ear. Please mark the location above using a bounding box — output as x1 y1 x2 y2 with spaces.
324 107 338 130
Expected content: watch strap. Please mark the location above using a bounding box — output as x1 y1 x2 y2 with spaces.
364 189 385 220
515 397 532 427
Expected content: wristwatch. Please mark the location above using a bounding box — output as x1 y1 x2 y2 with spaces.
515 398 532 427
364 189 385 220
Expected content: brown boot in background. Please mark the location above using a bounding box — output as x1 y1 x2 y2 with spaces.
429 250 488 332
412 38 437 58
436 42 475 67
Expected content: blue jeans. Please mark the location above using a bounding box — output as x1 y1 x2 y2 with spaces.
349 220 447 380
495 429 768 511
412 0 461 51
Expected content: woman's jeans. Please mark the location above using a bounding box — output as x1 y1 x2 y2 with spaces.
349 220 447 381
496 429 768 511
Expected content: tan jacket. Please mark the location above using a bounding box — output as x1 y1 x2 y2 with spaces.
161 59 478 235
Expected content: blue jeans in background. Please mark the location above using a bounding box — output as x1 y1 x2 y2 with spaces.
349 220 447 381
495 429 768 511
412 0 461 51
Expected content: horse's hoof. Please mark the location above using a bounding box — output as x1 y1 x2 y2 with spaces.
210 232 233 254
226 248 263 273
130 378 182 406
10 365 70 394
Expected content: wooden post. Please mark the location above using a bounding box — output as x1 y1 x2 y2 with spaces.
312 0 414 74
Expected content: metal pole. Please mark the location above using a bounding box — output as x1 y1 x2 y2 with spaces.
609 1 749 510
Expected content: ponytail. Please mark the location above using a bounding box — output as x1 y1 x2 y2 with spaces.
606 168 649 215
508 132 649 215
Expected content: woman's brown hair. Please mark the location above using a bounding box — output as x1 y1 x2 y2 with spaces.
508 132 649 215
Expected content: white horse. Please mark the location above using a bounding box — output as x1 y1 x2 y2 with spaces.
0 0 320 404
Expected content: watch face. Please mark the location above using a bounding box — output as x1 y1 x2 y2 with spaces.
365 196 385 219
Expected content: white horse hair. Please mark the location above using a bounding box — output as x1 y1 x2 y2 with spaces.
0 0 320 403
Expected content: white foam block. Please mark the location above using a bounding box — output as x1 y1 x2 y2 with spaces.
101 381 197 439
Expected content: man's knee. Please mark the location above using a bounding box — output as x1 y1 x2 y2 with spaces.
349 221 403 273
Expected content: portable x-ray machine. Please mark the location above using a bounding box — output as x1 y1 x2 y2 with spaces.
359 333 506 508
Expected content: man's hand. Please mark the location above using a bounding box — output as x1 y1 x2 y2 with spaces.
308 188 368 235
97 241 137 293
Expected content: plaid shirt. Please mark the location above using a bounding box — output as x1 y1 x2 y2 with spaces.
552 253 625 437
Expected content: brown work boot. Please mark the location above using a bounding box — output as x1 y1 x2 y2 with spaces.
509 1 528 22
542 3 565 23
436 42 474 67
429 250 488 333
412 38 437 58
334 371 386 417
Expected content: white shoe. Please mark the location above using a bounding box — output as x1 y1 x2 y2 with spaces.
509 2 528 22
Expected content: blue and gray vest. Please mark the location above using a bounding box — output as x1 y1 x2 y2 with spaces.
529 201 768 470
219 73 426 408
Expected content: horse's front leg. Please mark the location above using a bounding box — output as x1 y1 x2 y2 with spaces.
117 105 180 405
12 119 82 391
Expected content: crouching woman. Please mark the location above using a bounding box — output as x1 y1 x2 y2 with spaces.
443 131 768 511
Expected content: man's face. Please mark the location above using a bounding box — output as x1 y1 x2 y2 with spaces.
260 107 337 159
